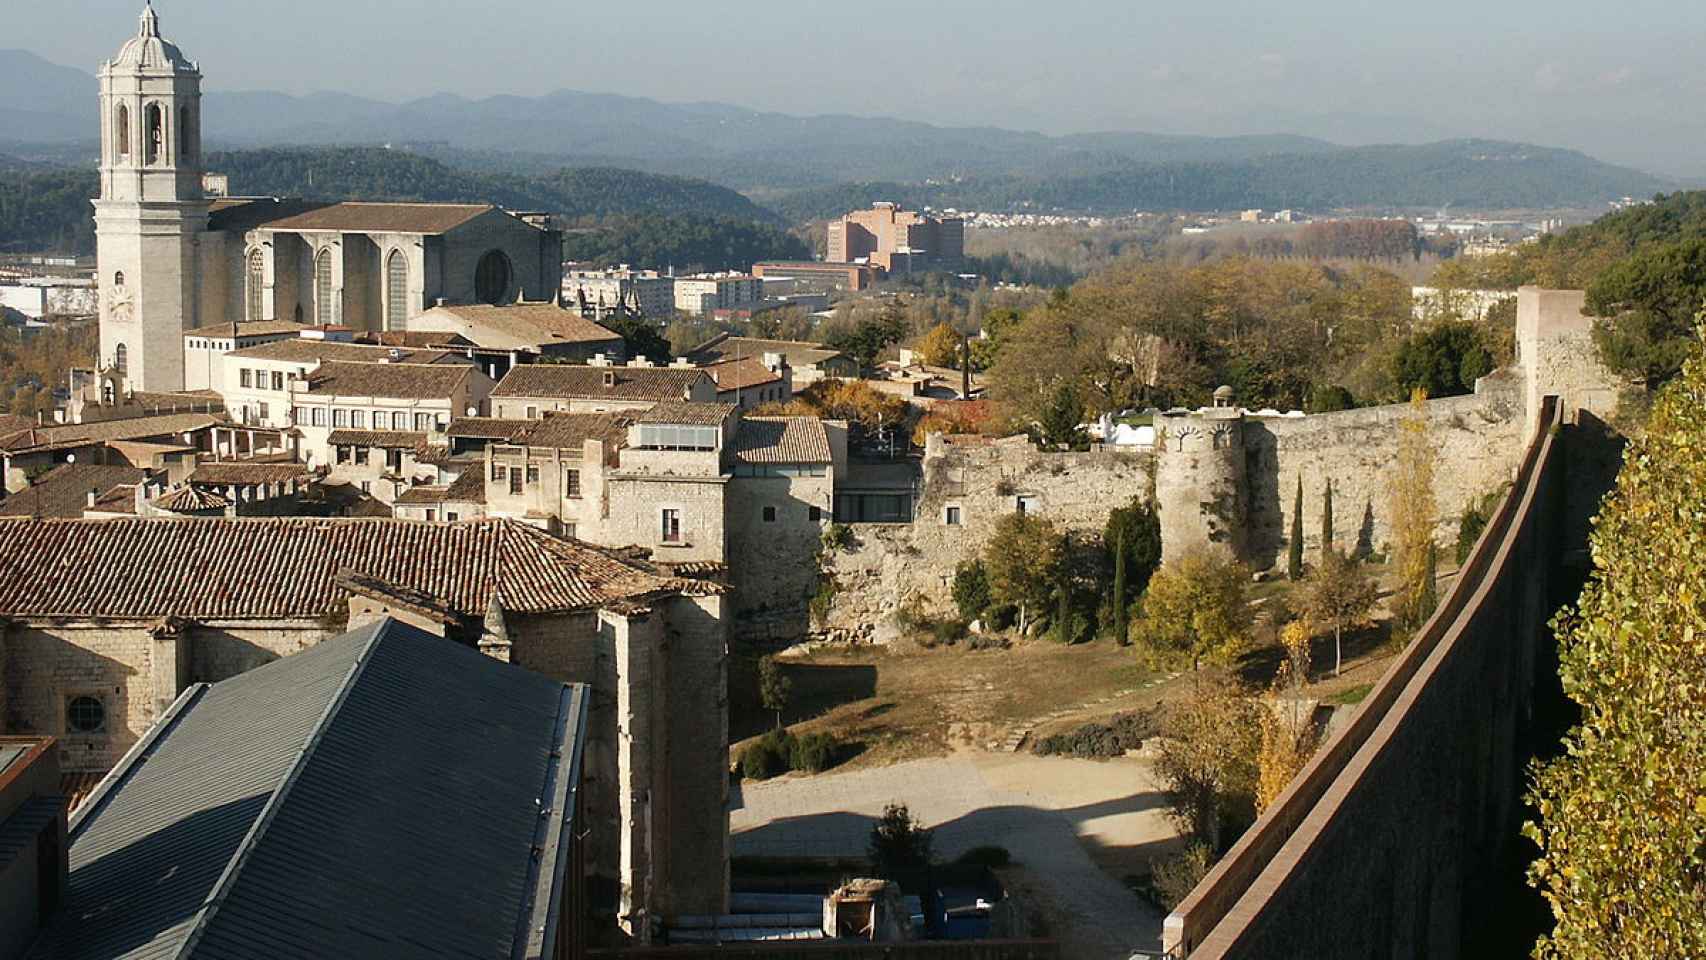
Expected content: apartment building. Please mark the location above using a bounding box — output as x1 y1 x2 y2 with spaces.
826 203 965 274
673 273 763 316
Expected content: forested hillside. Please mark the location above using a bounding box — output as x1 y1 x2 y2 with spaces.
0 147 785 255
562 214 811 273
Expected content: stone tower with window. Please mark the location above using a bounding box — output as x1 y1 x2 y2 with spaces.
95 2 207 393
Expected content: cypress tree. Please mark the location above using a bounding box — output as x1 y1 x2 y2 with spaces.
1288 475 1304 581
1322 478 1335 553
1111 529 1129 644
1055 578 1073 643
1418 540 1439 623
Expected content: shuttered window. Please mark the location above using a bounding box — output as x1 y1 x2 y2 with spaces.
386 250 409 331
246 249 265 322
314 249 335 325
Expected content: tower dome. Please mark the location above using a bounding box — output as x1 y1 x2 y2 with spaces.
110 2 196 72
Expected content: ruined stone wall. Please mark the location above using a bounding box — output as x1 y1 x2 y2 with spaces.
726 471 834 640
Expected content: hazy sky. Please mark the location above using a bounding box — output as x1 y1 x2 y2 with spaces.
20 0 1706 176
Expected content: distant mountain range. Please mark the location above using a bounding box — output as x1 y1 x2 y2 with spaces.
0 48 1674 217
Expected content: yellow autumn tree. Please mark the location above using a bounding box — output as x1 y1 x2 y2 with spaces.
914 322 964 368
1256 620 1317 813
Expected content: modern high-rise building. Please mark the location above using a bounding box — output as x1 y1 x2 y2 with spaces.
826 203 964 274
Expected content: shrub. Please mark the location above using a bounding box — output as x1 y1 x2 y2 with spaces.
869 803 934 873
790 731 842 774
930 618 969 646
984 604 1018 632
740 728 795 781
951 561 993 621
809 575 838 628
955 845 1013 868
821 523 854 551
1033 710 1157 759
1150 842 1215 911
1049 609 1090 645
1307 384 1355 413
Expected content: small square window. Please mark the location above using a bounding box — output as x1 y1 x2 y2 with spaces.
809 505 822 522
945 505 963 526
763 505 777 523
446 511 460 522
355 447 369 466
661 508 682 543
1016 496 1039 515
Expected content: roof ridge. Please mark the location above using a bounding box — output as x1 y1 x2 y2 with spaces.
171 622 389 959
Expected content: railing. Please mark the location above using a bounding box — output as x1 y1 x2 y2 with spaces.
1162 395 1564 957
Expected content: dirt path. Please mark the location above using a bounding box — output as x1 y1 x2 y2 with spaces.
731 751 1176 959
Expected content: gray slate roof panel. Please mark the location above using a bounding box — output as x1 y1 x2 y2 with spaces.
38 620 587 960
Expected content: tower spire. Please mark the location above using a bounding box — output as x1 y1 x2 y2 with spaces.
139 1 159 38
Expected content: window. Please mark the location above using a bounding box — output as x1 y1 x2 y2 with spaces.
351 409 366 429
509 470 522 495
292 406 305 424
565 468 581 498
1016 495 1039 515
257 402 269 420
661 508 682 543
314 248 335 324
115 103 130 158
636 424 718 451
354 447 369 466
809 505 822 522
493 464 507 481
526 466 540 485
945 505 963 526
179 105 194 161
474 250 513 305
114 270 125 288
240 368 252 388
311 408 326 427
563 523 577 539
386 250 409 331
145 103 164 165
425 509 437 522
336 445 351 464
414 412 431 432
114 343 128 374
333 409 348 428
246 248 265 322
66 696 105 735
762 505 777 523
360 480 371 493
269 371 282 391
525 405 538 419
392 411 407 430
446 512 459 522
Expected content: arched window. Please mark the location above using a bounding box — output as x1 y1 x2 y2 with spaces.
474 250 512 306
113 271 125 288
385 250 409 331
179 105 195 162
115 104 131 159
114 343 128 374
145 103 164 165
246 249 265 322
314 248 335 324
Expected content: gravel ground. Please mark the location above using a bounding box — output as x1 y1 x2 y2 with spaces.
731 751 1177 959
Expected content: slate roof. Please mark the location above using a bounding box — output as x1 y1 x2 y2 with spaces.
633 402 738 427
35 618 588 960
304 361 473 400
422 303 624 349
0 412 223 455
226 338 452 365
208 199 512 236
687 335 846 369
512 412 634 450
492 365 709 402
0 517 709 619
0 464 146 518
734 417 834 464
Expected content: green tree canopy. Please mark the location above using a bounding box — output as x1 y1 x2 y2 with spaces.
1391 320 1495 399
1584 236 1706 387
1132 547 1250 670
984 513 1065 619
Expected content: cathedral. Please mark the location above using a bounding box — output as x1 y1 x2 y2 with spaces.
96 4 563 393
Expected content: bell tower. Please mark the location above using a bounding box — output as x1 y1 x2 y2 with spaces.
94 2 208 393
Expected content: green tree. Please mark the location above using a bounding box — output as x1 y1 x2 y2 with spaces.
1288 476 1305 581
1104 498 1162 600
1321 478 1335 553
951 560 992 622
984 513 1064 630
1132 548 1250 670
1584 236 1706 387
598 314 673 363
1037 382 1086 450
1391 320 1494 399
1524 331 1706 959
868 803 934 873
1289 548 1379 677
758 655 791 730
1154 676 1262 851
1111 530 1129 645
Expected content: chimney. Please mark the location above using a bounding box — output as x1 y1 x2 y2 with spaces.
763 352 784 372
602 370 617 388
87 487 99 507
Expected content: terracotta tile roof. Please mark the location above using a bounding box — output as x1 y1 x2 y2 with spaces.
326 429 429 449
512 412 634 450
208 200 513 236
0 517 700 619
0 412 223 455
0 464 146 519
687 335 845 368
444 469 487 505
447 417 533 441
87 485 138 515
226 338 453 364
189 461 314 486
634 402 738 426
182 320 306 339
705 356 783 393
492 365 709 402
734 417 834 464
152 485 233 513
360 330 476 349
0 414 35 437
304 361 472 400
393 485 450 505
420 303 625 349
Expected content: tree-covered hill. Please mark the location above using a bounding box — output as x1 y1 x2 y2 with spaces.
766 139 1667 221
0 147 789 255
561 214 811 273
